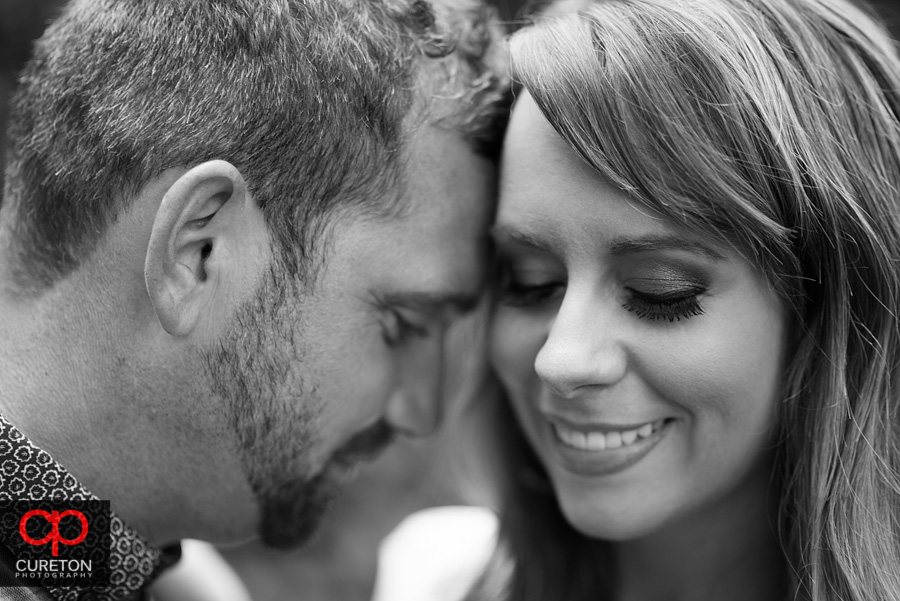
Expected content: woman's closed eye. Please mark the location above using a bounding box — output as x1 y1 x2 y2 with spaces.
495 258 710 320
496 267 565 308
622 282 707 322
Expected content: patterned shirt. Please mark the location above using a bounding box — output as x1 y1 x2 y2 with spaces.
0 414 179 601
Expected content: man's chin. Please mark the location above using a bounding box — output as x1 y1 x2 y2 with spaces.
255 422 395 549
257 471 341 550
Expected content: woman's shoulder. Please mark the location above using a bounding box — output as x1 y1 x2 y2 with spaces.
371 505 498 601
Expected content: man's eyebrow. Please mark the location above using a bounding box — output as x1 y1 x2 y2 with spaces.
382 289 482 315
609 235 725 261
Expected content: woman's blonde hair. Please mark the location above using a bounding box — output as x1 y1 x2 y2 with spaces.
468 0 900 599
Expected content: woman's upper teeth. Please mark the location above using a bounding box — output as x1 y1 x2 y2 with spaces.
554 420 664 451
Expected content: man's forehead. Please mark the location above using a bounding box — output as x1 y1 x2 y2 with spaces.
404 124 491 174
324 204 488 290
401 126 496 220
319 121 495 311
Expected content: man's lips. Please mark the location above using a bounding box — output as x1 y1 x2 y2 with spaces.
330 420 395 469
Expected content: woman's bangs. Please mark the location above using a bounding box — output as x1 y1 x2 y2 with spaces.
511 3 796 269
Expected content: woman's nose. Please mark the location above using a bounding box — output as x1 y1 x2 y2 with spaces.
534 288 627 399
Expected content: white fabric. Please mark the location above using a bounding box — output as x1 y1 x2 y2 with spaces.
149 540 252 601
371 506 498 601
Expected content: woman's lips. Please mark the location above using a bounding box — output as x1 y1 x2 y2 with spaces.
545 417 674 477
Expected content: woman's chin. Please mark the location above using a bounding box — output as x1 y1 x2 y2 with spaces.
554 488 674 542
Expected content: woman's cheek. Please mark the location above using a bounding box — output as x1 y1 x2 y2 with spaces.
490 310 546 399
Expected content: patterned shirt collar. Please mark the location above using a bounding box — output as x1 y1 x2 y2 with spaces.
0 414 177 601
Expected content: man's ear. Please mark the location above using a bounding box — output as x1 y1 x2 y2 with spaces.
145 160 263 337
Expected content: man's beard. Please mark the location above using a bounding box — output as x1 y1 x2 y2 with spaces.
256 420 395 548
203 261 393 549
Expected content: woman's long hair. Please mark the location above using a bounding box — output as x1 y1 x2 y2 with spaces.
465 0 900 599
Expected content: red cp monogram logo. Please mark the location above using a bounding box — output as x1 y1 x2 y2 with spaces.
19 510 89 556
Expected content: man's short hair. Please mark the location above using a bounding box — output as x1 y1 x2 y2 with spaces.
1 0 508 293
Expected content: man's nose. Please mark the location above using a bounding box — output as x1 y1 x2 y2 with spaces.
534 287 627 399
385 335 446 438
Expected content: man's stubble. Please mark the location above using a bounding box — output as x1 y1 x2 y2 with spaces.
203 258 393 549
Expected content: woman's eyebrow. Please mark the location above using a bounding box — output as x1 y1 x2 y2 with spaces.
490 226 551 252
608 235 725 261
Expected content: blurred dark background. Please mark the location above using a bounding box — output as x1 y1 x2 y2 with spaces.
2 0 899 600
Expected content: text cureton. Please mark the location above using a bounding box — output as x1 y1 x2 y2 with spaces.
15 560 92 572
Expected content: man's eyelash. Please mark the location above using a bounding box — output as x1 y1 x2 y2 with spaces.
383 310 430 345
497 280 563 308
397 312 429 338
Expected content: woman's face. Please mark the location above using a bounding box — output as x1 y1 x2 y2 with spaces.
490 94 787 541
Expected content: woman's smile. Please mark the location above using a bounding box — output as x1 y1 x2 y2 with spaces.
545 416 673 477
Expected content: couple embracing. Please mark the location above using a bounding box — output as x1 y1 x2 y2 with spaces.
2 0 900 600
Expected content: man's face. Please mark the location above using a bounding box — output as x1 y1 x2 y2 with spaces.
205 125 495 548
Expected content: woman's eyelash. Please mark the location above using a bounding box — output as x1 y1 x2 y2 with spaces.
622 289 705 322
496 266 707 321
494 260 564 308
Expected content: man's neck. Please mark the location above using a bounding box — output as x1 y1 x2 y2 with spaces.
0 280 259 547
0 288 105 462
0 285 161 539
